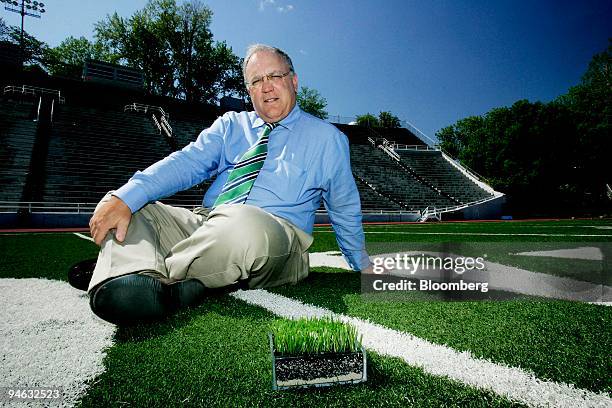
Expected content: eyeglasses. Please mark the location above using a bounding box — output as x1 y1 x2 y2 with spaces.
247 71 292 89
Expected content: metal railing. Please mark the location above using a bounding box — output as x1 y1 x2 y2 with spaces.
0 201 97 214
161 114 173 137
438 148 496 194
0 201 422 216
3 85 65 103
392 144 439 151
416 194 505 219
0 199 501 217
326 114 438 146
315 209 420 215
125 102 173 138
124 103 168 118
368 135 458 203
151 114 162 134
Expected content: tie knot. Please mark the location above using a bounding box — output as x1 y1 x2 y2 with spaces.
264 122 278 132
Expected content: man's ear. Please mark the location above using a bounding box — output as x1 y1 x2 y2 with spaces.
292 73 299 93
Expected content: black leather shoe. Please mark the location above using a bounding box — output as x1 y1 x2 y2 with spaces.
168 279 207 309
89 275 209 325
90 274 172 325
68 258 97 291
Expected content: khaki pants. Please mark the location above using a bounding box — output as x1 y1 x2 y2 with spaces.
88 194 313 293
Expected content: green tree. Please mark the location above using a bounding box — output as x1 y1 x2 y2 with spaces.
355 111 402 127
355 113 379 127
0 17 47 67
436 40 612 214
43 36 116 78
437 99 582 213
0 17 8 38
297 86 328 119
378 111 401 128
556 39 611 203
94 0 243 103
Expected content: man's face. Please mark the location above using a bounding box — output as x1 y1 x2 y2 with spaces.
246 51 298 123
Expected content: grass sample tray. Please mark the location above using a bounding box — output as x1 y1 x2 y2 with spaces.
269 317 367 390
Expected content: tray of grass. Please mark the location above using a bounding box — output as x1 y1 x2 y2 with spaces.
269 316 367 390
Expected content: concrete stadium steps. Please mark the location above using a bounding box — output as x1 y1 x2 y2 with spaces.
396 150 493 203
334 124 428 147
354 176 403 211
0 100 38 201
370 126 427 146
333 124 372 145
1 97 495 214
167 111 212 148
349 144 457 210
39 104 205 206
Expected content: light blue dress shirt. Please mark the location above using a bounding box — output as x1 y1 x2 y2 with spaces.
114 105 370 270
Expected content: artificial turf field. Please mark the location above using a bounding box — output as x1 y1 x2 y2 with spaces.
0 218 611 407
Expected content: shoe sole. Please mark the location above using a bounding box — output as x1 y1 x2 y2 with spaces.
90 274 171 325
169 279 207 309
68 258 97 291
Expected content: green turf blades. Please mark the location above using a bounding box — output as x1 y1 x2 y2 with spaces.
271 316 362 355
77 296 523 407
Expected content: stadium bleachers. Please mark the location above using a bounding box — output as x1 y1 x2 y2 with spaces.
0 81 501 225
40 104 206 207
349 143 457 210
353 175 403 211
396 149 494 204
0 99 38 202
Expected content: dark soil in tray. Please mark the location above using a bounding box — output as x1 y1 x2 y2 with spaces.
275 352 363 382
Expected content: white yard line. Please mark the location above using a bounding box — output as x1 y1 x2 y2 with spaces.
73 232 94 242
318 231 612 237
512 247 604 260
233 289 612 408
0 279 115 407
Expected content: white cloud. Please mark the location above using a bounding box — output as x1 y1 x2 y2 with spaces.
259 0 294 13
277 4 294 13
258 0 275 11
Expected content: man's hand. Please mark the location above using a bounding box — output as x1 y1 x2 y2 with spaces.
361 264 377 275
89 196 132 245
361 262 391 275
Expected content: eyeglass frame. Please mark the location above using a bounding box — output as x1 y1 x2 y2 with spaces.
246 70 293 89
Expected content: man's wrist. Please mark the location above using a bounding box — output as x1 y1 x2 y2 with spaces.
113 183 148 213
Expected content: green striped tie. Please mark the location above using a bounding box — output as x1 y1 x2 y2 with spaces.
213 122 278 207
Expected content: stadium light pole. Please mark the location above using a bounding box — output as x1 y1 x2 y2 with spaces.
1 0 47 66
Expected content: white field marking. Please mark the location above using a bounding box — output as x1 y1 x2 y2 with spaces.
317 231 612 237
0 278 115 407
309 252 611 304
313 225 612 230
74 232 94 242
233 289 612 408
512 247 604 261
590 301 612 306
308 251 349 269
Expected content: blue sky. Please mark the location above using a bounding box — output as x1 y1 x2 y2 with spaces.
2 0 610 140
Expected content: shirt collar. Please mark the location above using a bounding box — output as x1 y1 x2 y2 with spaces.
251 104 302 131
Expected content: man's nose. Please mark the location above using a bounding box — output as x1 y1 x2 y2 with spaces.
261 77 274 92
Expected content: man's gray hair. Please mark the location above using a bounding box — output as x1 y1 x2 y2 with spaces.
242 44 295 86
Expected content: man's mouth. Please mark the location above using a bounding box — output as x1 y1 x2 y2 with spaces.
264 97 279 103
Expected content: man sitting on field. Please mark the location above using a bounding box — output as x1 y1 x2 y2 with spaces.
71 44 371 325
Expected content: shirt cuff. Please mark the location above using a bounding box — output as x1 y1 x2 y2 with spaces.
112 182 150 213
